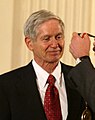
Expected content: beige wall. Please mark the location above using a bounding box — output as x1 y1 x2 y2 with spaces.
0 0 14 74
0 0 95 74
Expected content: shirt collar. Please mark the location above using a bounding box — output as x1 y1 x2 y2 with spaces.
32 60 49 89
52 62 62 86
32 60 62 89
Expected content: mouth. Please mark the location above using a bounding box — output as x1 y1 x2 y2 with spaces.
47 47 63 56
48 50 61 55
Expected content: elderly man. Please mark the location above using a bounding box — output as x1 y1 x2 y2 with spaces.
0 10 94 120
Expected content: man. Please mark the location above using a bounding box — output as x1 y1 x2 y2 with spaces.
0 10 94 120
69 32 95 112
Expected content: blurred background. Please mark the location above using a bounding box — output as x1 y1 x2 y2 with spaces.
0 0 95 74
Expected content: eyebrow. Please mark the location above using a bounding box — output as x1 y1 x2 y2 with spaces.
78 33 95 38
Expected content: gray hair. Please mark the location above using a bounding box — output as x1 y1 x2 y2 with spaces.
24 9 65 40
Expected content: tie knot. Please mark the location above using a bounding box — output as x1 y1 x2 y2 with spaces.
47 74 55 85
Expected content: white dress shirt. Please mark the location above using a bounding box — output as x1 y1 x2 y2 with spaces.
32 60 68 120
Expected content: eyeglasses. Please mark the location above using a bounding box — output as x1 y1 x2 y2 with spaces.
78 33 95 38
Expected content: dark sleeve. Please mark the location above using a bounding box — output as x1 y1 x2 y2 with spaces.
68 57 95 112
0 78 10 120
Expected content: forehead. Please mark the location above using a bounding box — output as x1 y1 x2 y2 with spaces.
39 19 60 27
37 19 62 35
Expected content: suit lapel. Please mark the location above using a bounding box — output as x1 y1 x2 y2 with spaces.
15 61 47 119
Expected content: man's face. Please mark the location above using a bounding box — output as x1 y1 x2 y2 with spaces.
28 19 65 65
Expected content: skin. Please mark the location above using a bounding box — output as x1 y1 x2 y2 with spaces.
93 38 95 51
69 32 90 59
93 38 95 46
25 19 65 73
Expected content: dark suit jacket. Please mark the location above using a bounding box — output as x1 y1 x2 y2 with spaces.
68 57 95 113
0 61 94 120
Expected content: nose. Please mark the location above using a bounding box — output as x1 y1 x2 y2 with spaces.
50 37 58 48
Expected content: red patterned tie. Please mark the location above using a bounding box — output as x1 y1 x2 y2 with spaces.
44 74 62 120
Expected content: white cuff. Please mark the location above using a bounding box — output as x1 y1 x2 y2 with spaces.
76 58 81 64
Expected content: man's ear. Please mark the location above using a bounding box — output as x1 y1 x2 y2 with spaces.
25 37 33 51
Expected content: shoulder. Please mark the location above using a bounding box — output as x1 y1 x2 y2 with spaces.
0 61 33 83
60 62 73 74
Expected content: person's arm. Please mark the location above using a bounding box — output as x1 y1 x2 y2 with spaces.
68 32 95 112
68 57 95 112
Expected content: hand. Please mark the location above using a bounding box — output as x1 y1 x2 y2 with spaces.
69 32 91 59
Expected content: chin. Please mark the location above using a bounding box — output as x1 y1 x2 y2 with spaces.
48 58 60 63
46 54 62 63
